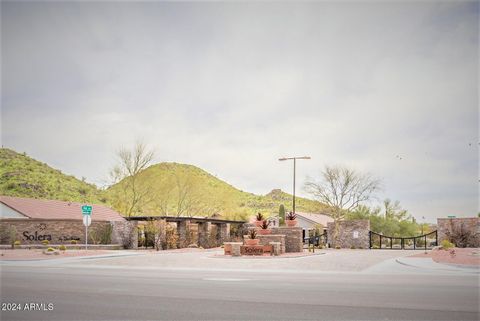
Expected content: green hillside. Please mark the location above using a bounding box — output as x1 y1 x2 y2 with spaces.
1 148 328 220
0 148 106 204
106 162 328 220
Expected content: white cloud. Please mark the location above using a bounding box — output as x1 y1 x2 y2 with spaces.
1 1 478 222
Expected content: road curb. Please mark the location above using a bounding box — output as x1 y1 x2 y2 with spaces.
395 257 479 274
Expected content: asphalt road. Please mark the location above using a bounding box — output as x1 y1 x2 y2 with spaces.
1 264 478 321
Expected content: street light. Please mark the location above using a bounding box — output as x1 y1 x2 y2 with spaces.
278 156 311 214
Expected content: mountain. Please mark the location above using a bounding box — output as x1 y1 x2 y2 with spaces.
0 148 107 204
106 162 328 219
1 148 328 219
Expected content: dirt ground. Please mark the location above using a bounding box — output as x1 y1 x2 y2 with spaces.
0 249 113 260
411 248 480 266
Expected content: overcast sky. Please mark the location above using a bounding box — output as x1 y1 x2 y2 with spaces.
1 1 478 222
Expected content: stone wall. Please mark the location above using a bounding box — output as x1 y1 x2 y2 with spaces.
270 227 303 252
0 219 137 248
257 234 286 253
437 217 480 248
111 220 138 249
327 220 370 249
243 227 303 253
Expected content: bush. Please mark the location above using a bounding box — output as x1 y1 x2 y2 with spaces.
441 239 455 250
444 221 479 248
58 245 67 251
3 226 18 249
99 224 113 244
46 247 55 252
14 240 21 247
335 245 341 249
70 240 78 244
166 225 178 249
350 245 356 249
42 240 49 245
138 236 145 248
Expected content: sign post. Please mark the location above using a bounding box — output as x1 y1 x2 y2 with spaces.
82 205 92 250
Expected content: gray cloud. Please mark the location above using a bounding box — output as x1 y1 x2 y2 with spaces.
1 1 478 222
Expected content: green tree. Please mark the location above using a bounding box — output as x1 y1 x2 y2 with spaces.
347 200 419 237
110 141 155 217
305 165 381 245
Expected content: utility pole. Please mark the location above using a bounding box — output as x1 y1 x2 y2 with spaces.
278 156 311 214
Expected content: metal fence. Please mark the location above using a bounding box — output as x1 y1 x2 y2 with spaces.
369 230 438 250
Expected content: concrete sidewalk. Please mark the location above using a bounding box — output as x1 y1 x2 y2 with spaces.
0 250 145 266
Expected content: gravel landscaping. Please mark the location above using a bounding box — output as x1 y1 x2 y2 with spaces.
411 248 480 266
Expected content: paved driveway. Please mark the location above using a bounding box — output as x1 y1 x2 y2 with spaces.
59 249 422 272
2 249 478 320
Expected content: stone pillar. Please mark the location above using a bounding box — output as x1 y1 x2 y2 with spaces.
270 242 281 256
111 221 138 249
327 220 370 249
198 222 212 248
217 223 230 244
270 227 303 252
177 220 190 248
155 219 167 250
231 242 242 256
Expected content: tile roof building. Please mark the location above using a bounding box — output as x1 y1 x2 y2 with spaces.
0 196 125 221
295 212 334 227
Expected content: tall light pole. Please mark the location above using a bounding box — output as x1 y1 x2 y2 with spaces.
278 156 311 214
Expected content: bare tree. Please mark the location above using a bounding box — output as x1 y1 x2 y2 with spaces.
304 165 381 245
110 141 155 217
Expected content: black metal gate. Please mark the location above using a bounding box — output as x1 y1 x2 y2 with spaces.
369 230 438 250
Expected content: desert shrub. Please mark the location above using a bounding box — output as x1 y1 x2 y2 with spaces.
138 236 145 248
231 224 248 241
1 226 18 249
41 240 49 245
335 245 341 249
444 222 479 248
46 247 55 252
0 225 14 245
166 225 178 249
99 224 113 244
88 224 113 245
350 245 356 249
14 240 21 247
58 245 67 251
441 239 455 250
313 224 324 237
206 227 218 248
144 220 166 250
70 240 78 244
9 226 17 247
88 229 100 245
